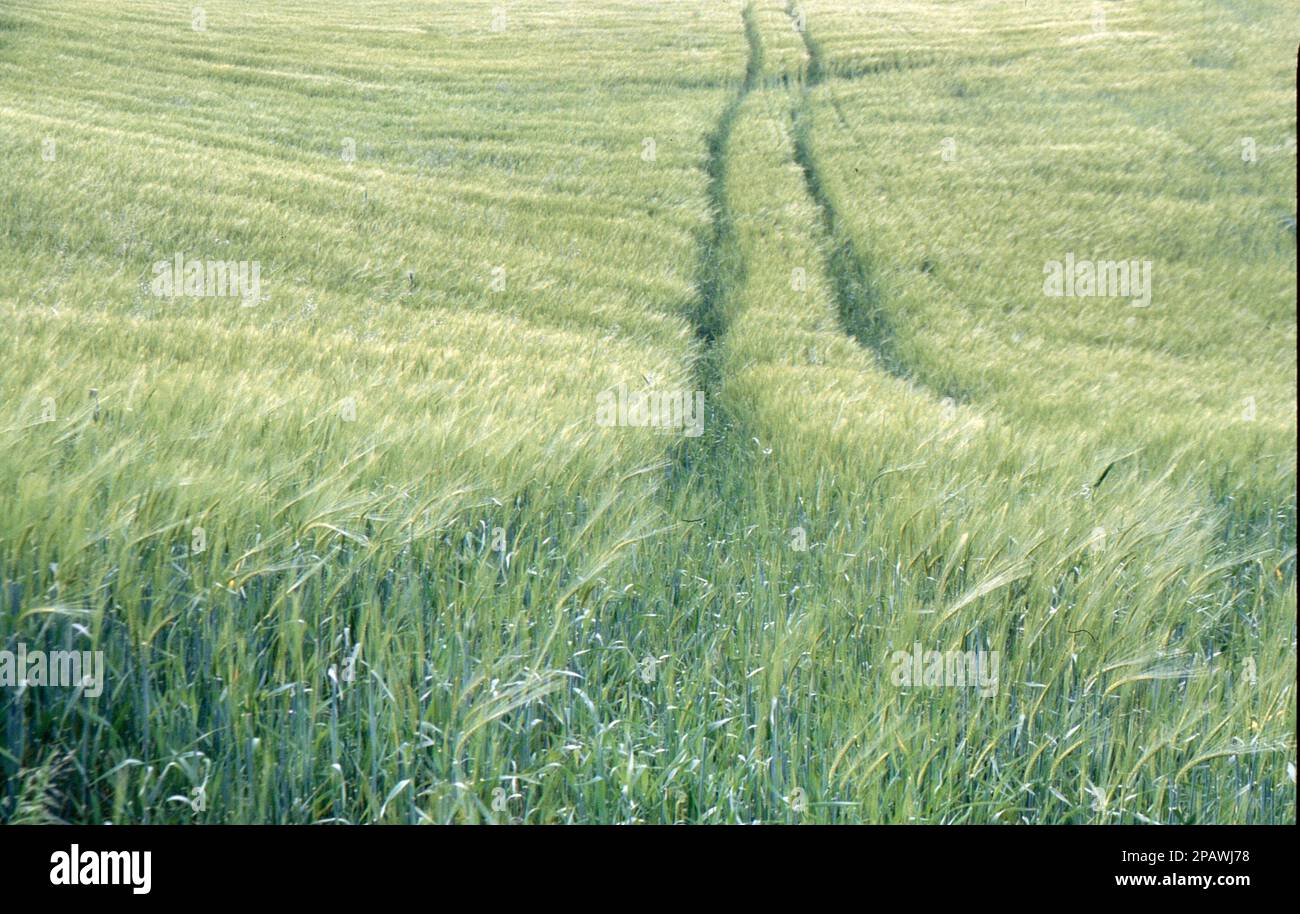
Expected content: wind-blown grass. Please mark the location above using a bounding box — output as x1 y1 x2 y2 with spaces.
1 0 1293 824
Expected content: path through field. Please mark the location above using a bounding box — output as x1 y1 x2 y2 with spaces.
1 0 1294 824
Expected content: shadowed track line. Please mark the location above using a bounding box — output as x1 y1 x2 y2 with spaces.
785 11 913 382
663 2 761 497
691 2 761 366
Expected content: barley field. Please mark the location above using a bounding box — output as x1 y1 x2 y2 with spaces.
0 0 1294 824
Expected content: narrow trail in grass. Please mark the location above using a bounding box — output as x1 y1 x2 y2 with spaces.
672 0 927 495
784 10 973 405
691 1 761 359
664 1 762 501
784 15 915 384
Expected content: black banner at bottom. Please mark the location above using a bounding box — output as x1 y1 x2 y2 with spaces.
0 824 1288 900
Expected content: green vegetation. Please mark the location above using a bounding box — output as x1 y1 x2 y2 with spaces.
1 0 1294 824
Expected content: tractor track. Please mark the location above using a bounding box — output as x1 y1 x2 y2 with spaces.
787 12 912 383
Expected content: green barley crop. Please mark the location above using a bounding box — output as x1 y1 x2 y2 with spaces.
0 0 1293 823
